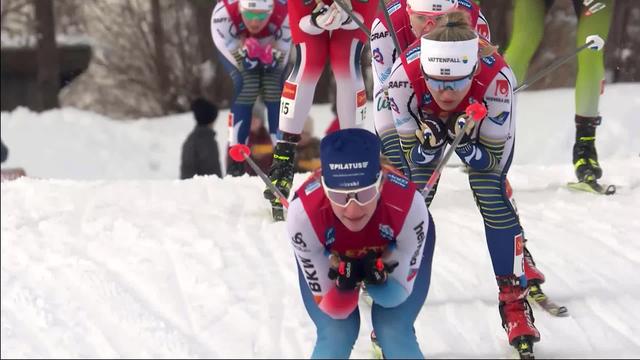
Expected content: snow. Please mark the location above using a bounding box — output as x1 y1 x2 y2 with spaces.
2 84 640 358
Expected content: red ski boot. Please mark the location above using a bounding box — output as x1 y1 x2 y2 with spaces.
497 275 540 358
523 245 545 285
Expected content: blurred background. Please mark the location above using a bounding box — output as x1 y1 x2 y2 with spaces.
2 0 639 118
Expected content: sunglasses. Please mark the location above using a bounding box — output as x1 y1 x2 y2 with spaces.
406 6 444 26
322 174 383 208
242 11 270 21
423 66 476 92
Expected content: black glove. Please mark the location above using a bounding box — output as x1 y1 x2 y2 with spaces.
328 255 363 291
416 118 447 153
447 114 476 148
361 251 399 286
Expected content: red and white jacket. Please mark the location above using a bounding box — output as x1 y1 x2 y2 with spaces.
286 168 432 319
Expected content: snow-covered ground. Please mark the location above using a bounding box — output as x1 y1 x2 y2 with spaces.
2 84 640 358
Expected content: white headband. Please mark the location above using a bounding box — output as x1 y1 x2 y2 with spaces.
406 0 458 14
420 36 478 77
239 0 274 12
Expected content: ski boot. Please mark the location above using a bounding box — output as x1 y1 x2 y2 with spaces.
264 138 297 221
522 245 568 316
572 115 602 182
226 158 246 177
497 275 540 359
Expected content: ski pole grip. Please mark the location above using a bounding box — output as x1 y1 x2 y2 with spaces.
229 144 251 162
465 102 487 122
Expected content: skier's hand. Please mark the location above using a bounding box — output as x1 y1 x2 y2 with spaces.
262 44 283 70
328 254 363 291
311 2 343 31
361 251 398 286
416 117 447 153
447 113 476 148
241 38 262 70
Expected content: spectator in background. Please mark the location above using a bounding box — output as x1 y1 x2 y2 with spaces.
295 116 321 173
246 105 274 176
180 98 222 179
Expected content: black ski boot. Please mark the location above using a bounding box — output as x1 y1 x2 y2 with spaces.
264 137 298 221
572 115 602 182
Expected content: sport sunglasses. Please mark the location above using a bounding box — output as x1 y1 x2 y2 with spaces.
321 174 383 208
423 65 476 92
242 11 270 21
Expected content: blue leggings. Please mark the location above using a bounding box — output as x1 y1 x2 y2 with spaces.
298 215 436 359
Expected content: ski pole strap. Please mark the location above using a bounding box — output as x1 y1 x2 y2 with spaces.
333 0 371 37
515 39 595 93
378 0 402 60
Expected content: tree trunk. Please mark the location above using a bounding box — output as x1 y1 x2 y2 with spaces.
151 0 171 111
34 0 60 110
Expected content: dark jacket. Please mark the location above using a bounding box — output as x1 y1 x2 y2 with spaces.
180 125 222 179
1 139 7 163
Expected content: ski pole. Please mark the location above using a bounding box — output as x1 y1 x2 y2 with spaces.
378 0 402 61
514 35 605 93
228 144 289 209
421 102 487 199
332 0 371 37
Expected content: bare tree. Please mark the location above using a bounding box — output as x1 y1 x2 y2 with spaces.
34 0 60 110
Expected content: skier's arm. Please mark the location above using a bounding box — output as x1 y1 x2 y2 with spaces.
370 19 396 85
455 68 515 171
366 191 431 307
273 15 292 63
211 2 243 67
286 197 356 319
387 60 442 167
476 9 492 41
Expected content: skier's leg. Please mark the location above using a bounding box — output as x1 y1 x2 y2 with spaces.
573 0 614 181
371 214 435 359
503 0 547 84
297 265 360 359
219 55 260 176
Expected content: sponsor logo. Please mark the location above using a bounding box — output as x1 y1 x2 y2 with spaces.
212 17 227 24
227 113 234 127
482 56 496 66
372 48 384 64
379 224 395 242
291 232 309 252
495 79 510 97
488 111 509 125
379 67 392 82
387 173 408 188
410 221 426 266
485 96 510 104
406 268 418 281
371 31 389 41
388 81 409 89
329 161 368 171
458 0 472 9
376 96 390 111
427 57 461 63
298 256 321 292
440 68 451 75
405 47 421 62
357 90 367 107
515 233 524 256
304 180 321 195
282 81 297 100
462 55 469 64
388 1 401 14
325 227 335 247
390 98 399 113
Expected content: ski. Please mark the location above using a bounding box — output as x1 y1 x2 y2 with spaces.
528 284 569 317
513 336 535 359
567 180 616 195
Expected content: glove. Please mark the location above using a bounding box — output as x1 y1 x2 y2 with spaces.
328 254 363 291
311 2 347 31
415 118 447 154
241 37 262 70
447 114 476 148
261 44 283 70
361 251 399 285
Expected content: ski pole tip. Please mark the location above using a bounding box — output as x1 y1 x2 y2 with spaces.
228 144 251 162
585 35 605 51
